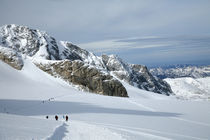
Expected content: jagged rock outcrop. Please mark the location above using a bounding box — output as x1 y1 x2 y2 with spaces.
102 55 172 95
35 60 128 97
131 64 172 95
0 46 23 70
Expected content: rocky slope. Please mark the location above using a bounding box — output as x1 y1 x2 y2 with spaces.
35 60 127 97
102 55 172 95
0 24 172 96
150 65 210 79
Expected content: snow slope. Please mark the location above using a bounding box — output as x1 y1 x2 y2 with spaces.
0 60 210 140
165 77 210 100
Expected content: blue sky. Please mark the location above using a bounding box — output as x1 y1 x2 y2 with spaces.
0 0 210 66
79 36 210 66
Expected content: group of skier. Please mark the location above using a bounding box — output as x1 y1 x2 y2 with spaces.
46 115 69 122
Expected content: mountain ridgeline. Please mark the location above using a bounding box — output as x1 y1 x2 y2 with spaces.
0 24 172 96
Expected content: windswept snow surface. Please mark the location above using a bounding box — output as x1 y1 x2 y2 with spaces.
0 60 210 140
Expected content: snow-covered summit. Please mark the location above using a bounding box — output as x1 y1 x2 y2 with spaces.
102 54 131 72
60 41 105 69
0 24 59 60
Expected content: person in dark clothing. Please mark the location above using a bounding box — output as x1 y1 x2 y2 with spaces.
55 115 58 121
65 115 68 122
46 116 49 119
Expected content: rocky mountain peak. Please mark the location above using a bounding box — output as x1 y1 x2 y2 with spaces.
0 24 172 96
61 41 105 69
102 54 130 72
0 24 60 60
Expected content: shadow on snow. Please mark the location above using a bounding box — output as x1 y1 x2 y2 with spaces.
0 99 182 117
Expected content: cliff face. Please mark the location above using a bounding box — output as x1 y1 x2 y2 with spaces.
35 60 128 97
0 24 173 96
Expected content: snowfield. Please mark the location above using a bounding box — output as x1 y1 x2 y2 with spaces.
0 60 210 140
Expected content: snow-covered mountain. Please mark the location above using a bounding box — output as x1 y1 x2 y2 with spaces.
149 65 210 100
0 24 104 66
150 65 210 79
165 77 210 100
0 24 172 96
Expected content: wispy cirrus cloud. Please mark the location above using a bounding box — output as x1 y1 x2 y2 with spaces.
79 36 170 53
79 35 210 66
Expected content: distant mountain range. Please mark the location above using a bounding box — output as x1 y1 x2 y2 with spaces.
0 24 172 97
150 65 210 79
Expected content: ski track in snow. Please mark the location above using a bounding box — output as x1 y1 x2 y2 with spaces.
84 122 172 140
127 98 210 127
46 121 126 140
126 99 156 112
47 123 68 140
90 122 207 140
171 117 210 127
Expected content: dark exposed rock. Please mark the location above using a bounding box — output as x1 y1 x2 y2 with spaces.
131 64 172 95
35 60 128 97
